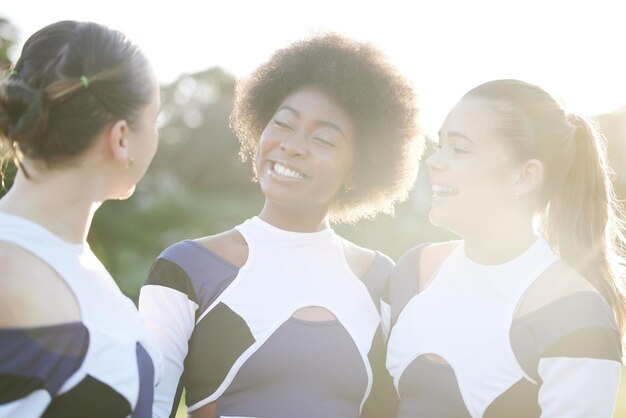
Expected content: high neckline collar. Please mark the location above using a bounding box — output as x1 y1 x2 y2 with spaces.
459 236 550 274
247 216 335 241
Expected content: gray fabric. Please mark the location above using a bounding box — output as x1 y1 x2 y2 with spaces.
388 245 424 324
216 319 367 418
362 251 394 310
158 240 239 313
397 357 471 418
510 291 620 381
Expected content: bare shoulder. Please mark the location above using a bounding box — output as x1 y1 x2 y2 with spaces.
339 238 377 280
194 229 249 268
0 241 80 327
418 240 461 291
516 260 598 318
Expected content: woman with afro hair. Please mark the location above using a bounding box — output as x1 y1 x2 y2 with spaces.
139 33 422 418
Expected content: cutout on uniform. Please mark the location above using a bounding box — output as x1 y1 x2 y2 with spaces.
422 353 450 365
291 306 338 321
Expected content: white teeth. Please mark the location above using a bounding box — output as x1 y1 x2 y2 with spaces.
273 162 305 180
431 184 457 196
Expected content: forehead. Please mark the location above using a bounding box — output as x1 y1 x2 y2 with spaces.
277 86 353 127
440 97 502 143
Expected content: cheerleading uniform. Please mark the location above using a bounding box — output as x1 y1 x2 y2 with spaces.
140 216 393 418
0 212 162 418
384 238 622 418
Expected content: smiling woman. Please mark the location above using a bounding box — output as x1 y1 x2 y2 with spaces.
138 33 423 418
385 79 625 418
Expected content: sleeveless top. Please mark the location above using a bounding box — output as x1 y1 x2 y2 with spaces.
140 216 393 418
384 238 622 418
0 212 162 418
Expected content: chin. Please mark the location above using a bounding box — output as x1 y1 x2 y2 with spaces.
429 209 467 238
428 207 451 229
113 185 137 201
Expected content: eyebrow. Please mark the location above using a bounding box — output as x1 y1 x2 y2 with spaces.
277 105 347 138
438 130 476 144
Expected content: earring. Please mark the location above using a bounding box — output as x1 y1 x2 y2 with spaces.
126 156 135 169
510 188 519 200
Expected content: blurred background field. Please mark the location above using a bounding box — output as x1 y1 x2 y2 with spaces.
2 13 626 417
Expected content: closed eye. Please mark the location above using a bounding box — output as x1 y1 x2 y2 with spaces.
314 136 336 147
274 119 293 129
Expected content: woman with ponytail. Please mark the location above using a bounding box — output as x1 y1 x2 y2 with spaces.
384 79 624 417
0 21 162 417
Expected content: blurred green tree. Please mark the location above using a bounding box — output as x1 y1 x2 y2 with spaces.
0 17 18 70
88 66 626 300
89 67 265 300
0 17 19 198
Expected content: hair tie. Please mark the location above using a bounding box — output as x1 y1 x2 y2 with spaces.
80 75 89 89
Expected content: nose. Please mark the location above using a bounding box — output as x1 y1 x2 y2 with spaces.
426 146 446 171
280 134 308 158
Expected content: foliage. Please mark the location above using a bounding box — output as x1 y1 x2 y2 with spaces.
0 17 18 71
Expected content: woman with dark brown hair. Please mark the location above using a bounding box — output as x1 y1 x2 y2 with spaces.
0 20 162 418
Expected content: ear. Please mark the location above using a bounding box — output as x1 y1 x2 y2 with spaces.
512 159 543 198
105 120 130 163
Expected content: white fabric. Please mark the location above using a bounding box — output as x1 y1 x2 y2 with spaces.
139 285 197 418
0 212 163 415
386 237 558 418
537 357 621 418
0 390 50 418
187 216 380 413
380 300 392 341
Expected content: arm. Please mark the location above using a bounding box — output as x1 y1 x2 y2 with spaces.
139 258 198 418
538 356 621 417
0 244 86 417
517 264 623 417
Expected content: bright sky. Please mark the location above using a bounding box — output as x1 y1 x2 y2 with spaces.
3 0 626 137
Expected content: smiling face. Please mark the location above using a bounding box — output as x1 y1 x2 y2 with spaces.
256 86 356 214
426 97 522 236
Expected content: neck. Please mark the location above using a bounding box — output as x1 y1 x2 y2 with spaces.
0 169 104 244
462 215 537 265
258 200 330 233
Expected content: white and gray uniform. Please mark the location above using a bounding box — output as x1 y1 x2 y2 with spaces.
384 238 622 418
139 216 393 418
0 212 162 418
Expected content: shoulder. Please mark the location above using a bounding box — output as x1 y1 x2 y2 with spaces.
339 237 382 280
513 261 621 364
338 238 394 306
417 241 460 289
143 232 244 310
0 241 80 327
384 241 460 322
516 260 600 318
194 229 248 268
391 240 460 293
